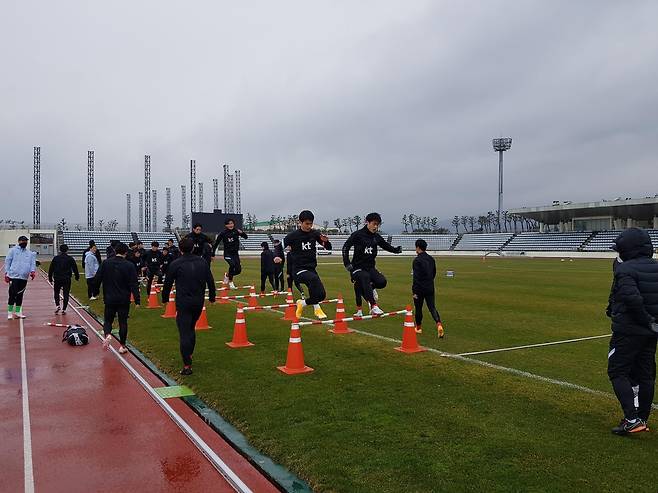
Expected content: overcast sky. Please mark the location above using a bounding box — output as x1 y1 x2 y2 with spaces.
1 1 657 231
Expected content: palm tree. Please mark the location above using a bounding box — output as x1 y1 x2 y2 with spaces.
408 214 415 232
430 217 438 232
477 216 486 232
402 215 409 233
461 216 468 233
468 216 475 232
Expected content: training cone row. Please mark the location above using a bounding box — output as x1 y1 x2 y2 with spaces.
147 288 161 309
226 307 254 348
277 323 314 375
282 289 296 321
195 305 211 330
395 305 426 354
330 296 353 334
161 294 177 318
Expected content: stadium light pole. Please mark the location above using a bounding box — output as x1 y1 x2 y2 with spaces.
492 137 512 232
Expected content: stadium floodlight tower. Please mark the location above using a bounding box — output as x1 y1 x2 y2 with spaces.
492 137 512 232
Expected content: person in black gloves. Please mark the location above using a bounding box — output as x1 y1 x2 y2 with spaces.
162 238 216 375
92 242 141 354
342 212 402 316
260 242 276 294
166 238 180 259
606 228 658 435
412 239 444 338
213 218 248 289
142 241 164 295
284 210 332 319
48 244 79 315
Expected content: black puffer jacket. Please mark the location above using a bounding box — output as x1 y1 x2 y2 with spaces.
607 228 658 336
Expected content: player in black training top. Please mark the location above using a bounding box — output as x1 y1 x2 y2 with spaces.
272 239 286 292
213 218 248 289
142 241 164 295
260 242 276 294
342 212 402 316
412 239 444 338
185 223 212 257
284 210 332 319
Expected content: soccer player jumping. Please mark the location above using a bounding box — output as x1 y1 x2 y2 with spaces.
342 212 402 316
284 210 332 319
213 218 248 289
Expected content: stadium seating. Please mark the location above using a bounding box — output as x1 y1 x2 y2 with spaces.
60 231 133 256
583 229 658 252
503 232 591 251
240 233 272 250
454 233 515 251
135 232 177 246
389 234 458 251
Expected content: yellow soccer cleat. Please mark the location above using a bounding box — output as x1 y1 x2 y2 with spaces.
437 322 445 339
295 300 305 319
314 306 327 319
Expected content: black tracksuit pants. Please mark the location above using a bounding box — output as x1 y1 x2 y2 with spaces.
413 289 442 326
223 253 242 280
261 272 275 293
608 333 657 421
176 304 203 366
295 269 326 305
274 263 285 292
286 261 304 296
352 267 387 307
146 270 162 295
8 279 28 307
54 279 72 310
86 278 99 298
103 303 130 345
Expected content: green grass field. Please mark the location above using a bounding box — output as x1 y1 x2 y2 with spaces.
55 255 658 492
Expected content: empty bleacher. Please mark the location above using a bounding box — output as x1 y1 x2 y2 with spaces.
454 233 515 251
60 231 133 256
239 233 272 250
504 232 591 251
583 230 658 252
135 232 177 246
389 234 458 251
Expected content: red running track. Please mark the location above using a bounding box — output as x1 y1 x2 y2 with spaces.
0 265 279 493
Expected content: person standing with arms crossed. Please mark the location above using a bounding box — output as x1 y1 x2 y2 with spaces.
92 243 141 354
4 235 36 320
48 244 79 315
162 238 216 375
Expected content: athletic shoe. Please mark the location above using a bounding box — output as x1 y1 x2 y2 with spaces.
415 325 423 334
314 306 327 319
295 300 305 319
612 418 647 435
353 309 363 317
437 322 445 339
61 310 66 315
102 334 112 351
13 313 26 319
118 346 128 354
180 366 193 376
55 306 60 314
223 274 229 285
229 282 237 290
7 313 13 320
370 305 384 316
89 296 97 301
372 289 379 301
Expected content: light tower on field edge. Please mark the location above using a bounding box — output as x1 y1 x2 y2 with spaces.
492 137 512 232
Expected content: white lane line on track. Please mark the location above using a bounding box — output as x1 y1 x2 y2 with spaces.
244 302 658 410
19 317 35 493
37 271 252 493
457 334 611 356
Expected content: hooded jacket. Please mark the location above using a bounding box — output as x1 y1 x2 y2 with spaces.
4 245 36 280
607 228 658 336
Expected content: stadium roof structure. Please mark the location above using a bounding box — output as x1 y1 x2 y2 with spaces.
510 196 658 231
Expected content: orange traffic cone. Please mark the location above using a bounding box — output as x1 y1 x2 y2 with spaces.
147 289 161 309
130 292 135 303
395 305 426 354
217 286 228 304
226 307 254 348
277 323 314 375
330 296 353 334
195 305 211 330
161 293 177 318
248 286 258 308
282 289 296 321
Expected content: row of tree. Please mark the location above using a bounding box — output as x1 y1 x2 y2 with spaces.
401 215 449 233
450 211 539 233
0 219 27 230
56 217 182 233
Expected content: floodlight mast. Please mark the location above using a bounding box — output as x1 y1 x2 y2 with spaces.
492 137 512 232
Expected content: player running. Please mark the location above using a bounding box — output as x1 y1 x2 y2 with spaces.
342 212 402 316
213 218 248 289
284 210 332 319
